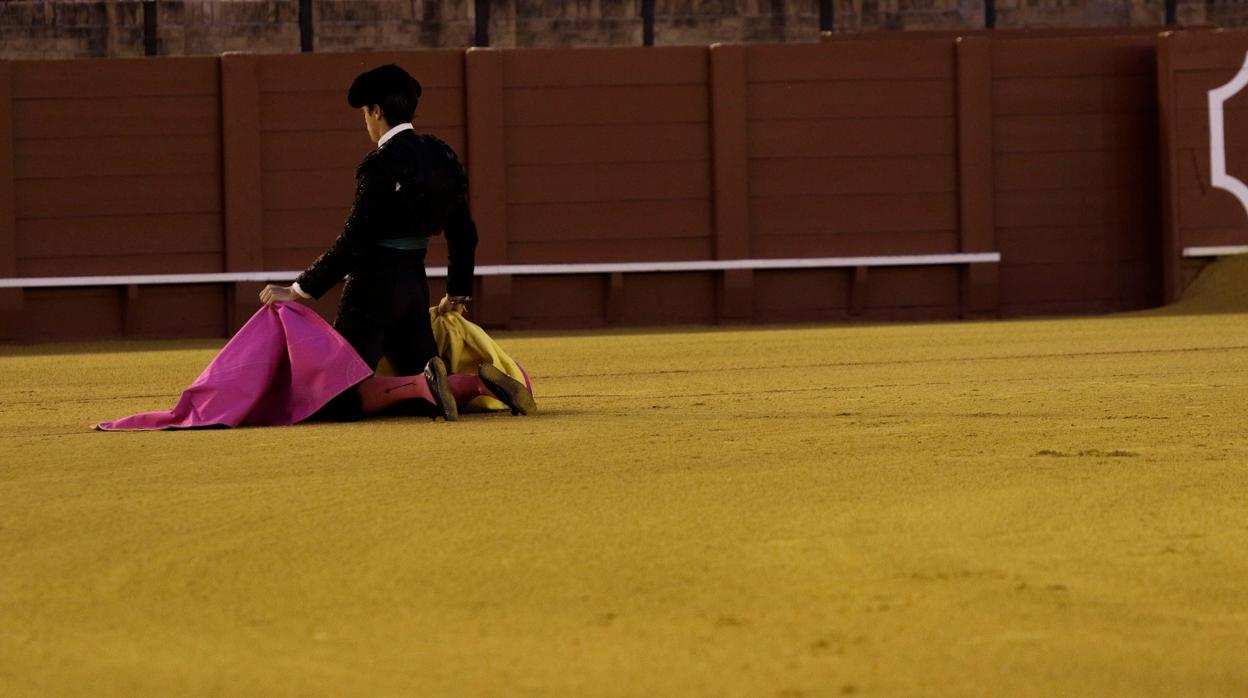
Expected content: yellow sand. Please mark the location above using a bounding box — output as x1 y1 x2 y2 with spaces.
3 265 1248 696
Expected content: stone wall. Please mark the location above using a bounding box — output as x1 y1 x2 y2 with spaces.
0 0 1234 59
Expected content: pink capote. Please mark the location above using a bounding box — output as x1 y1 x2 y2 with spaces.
96 302 372 431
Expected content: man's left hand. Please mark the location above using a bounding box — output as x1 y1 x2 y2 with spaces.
260 284 300 305
436 294 469 316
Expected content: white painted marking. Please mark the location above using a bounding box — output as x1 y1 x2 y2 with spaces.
0 253 1001 289
1208 51 1248 220
1182 245 1248 257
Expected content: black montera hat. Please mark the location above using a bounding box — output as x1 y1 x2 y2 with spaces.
347 64 423 123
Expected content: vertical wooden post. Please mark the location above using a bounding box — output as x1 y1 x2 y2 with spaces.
605 272 625 324
474 0 490 47
849 266 868 317
143 0 158 56
465 48 511 327
1156 32 1183 304
955 36 999 319
710 43 753 323
299 0 314 52
221 53 266 331
121 285 141 337
642 0 656 46
0 60 22 339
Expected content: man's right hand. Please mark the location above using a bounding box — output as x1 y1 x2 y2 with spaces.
260 284 300 305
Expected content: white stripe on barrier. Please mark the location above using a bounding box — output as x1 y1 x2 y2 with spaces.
1182 245 1248 258
0 253 1002 290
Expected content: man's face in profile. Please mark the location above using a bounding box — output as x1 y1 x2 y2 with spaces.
361 105 387 144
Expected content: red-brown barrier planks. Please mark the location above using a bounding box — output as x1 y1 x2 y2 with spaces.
0 35 1202 340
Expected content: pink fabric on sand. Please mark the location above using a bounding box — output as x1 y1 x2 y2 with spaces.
96 302 372 430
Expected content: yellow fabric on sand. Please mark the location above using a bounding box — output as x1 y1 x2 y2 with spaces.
375 308 527 412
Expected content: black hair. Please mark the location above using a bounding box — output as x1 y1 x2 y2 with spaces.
347 64 423 126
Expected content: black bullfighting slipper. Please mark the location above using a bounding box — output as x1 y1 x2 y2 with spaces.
478 363 537 416
424 356 458 422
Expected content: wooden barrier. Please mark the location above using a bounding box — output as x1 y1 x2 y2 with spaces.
0 60 18 340
992 35 1163 315
0 36 1199 342
1157 30 1248 301
744 39 965 321
6 56 225 341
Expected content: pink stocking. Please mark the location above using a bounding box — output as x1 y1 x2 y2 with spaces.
448 373 489 409
357 375 435 414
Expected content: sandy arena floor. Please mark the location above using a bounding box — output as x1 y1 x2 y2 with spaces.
3 264 1248 696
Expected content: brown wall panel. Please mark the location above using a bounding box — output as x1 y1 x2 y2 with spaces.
996 226 1154 264
15 135 219 179
502 47 707 87
508 201 711 242
263 248 327 271
123 285 227 339
991 35 1161 313
13 57 218 98
1000 261 1155 306
749 41 955 82
262 170 356 212
748 81 955 120
1175 147 1248 190
749 156 956 196
506 162 711 204
709 43 751 321
260 132 374 173
994 113 1151 152
509 275 607 328
17 214 222 258
748 117 956 158
753 269 851 322
750 194 959 237
16 174 221 219
18 253 224 277
502 85 708 126
1156 71 1248 106
995 151 1151 191
995 188 1151 228
0 60 17 288
759 232 961 258
11 57 224 287
0 38 1199 340
991 37 1155 78
993 75 1154 115
13 96 219 138
16 288 124 341
744 40 960 278
262 210 344 252
864 266 960 308
617 272 717 325
956 36 998 317
1177 188 1248 230
1170 107 1248 149
498 45 714 277
507 238 713 264
505 123 708 165
1158 31 1248 299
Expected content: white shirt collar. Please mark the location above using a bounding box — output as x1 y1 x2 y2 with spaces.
378 122 414 147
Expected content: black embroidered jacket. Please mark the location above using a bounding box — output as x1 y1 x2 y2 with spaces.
295 130 478 299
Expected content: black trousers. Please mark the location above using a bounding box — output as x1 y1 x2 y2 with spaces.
315 247 439 421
